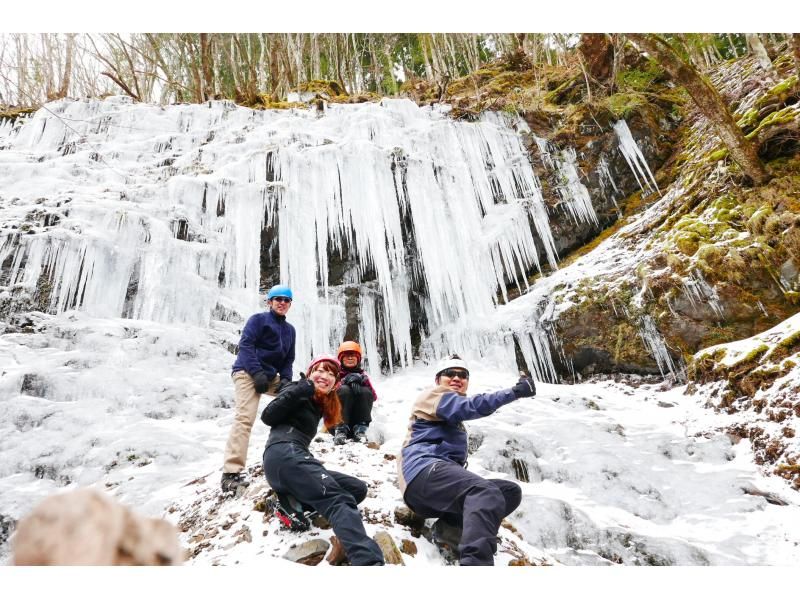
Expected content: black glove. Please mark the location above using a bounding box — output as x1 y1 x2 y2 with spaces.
252 370 270 394
511 376 536 399
342 372 364 386
294 373 315 397
277 377 292 392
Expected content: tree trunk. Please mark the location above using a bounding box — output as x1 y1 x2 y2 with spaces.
726 33 739 58
792 34 800 79
199 33 214 101
627 34 770 186
578 33 614 83
56 33 75 99
746 33 776 77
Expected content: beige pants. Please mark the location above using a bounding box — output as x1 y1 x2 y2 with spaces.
222 370 280 474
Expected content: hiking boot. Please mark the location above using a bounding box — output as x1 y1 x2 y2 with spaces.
326 535 349 566
431 518 463 552
333 425 348 446
272 492 315 532
220 472 250 493
352 424 369 443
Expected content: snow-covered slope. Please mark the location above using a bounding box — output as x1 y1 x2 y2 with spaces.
2 94 799 566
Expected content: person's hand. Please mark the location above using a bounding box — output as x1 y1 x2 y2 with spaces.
295 372 315 396
342 373 364 386
252 371 270 394
277 377 292 392
511 376 536 399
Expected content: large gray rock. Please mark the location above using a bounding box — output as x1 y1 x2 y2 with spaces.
283 539 330 566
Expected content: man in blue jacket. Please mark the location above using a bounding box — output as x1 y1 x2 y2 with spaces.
397 355 535 565
221 284 296 493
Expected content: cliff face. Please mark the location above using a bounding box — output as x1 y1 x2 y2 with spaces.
437 52 800 382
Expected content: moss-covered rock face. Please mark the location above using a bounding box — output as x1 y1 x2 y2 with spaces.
0 106 37 122
534 53 800 381
686 317 800 489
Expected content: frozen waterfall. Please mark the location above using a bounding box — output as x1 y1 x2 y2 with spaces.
0 98 659 380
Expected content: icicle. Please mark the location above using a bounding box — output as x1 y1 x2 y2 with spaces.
0 97 574 374
638 315 682 381
683 270 725 319
554 147 599 227
613 120 660 196
596 155 620 208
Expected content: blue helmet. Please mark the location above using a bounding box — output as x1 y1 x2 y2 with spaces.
267 284 293 301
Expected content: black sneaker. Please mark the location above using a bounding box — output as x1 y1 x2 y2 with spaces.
272 492 316 532
220 472 250 493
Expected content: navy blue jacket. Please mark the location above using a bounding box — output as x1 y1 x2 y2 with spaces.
397 385 517 494
232 310 295 381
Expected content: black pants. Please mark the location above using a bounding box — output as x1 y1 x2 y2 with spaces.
263 441 384 565
336 384 374 433
403 461 522 566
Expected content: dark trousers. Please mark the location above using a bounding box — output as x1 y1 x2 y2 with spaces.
263 441 384 565
403 461 522 566
336 385 374 433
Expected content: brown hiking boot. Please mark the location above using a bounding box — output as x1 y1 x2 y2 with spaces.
326 535 348 566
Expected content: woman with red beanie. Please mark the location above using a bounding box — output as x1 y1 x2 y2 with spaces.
260 354 384 565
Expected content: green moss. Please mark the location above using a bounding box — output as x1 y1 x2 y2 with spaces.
747 205 774 234
673 216 711 236
603 92 648 119
768 329 800 361
674 231 701 256
616 61 662 92
746 106 800 140
0 106 37 122
298 80 346 96
736 108 759 129
766 75 798 98
734 343 769 367
706 148 729 163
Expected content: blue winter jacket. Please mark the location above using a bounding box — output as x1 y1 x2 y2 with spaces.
397 385 517 494
231 310 296 381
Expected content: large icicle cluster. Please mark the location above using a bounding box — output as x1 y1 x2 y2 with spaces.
0 97 562 373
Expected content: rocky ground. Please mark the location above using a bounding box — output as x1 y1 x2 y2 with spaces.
168 436 548 567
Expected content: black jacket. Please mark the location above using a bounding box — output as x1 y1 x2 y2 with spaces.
338 366 378 401
261 380 322 448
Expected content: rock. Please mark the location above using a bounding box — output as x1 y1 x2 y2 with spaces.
12 488 183 565
0 514 16 546
393 506 426 530
326 535 348 566
373 531 404 565
234 525 252 544
383 453 396 461
400 539 417 556
741 483 790 506
508 557 534 566
366 441 381 450
283 539 330 566
500 519 520 536
20 373 48 398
